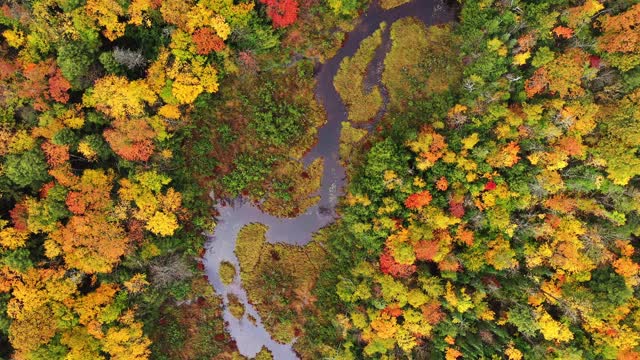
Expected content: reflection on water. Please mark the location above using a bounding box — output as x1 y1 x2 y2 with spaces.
203 0 456 357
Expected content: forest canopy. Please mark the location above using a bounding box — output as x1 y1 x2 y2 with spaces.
0 0 360 357
1 0 640 359
300 0 640 359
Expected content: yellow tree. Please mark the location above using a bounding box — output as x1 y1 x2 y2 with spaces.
592 89 640 185
102 321 151 360
83 76 156 119
73 283 120 338
525 48 588 98
85 0 127 41
118 171 182 237
6 268 77 356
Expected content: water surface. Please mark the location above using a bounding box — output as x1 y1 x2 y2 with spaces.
203 0 456 357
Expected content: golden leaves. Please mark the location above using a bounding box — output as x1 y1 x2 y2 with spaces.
85 0 126 41
0 221 29 250
536 310 574 342
145 211 179 236
117 171 182 237
102 322 151 360
461 133 479 150
124 274 149 294
487 141 521 168
407 126 447 170
485 236 518 271
84 76 156 119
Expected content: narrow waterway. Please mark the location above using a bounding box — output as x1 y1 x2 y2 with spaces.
203 0 456 358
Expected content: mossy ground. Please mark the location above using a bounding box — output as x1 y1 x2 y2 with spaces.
150 277 242 360
379 0 411 9
334 24 386 123
234 223 328 344
383 18 462 109
219 261 237 285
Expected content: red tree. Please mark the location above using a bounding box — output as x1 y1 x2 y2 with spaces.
405 190 432 210
260 0 298 28
380 250 416 278
192 28 225 55
9 202 29 231
484 181 496 191
449 199 465 218
19 61 53 111
103 118 155 162
48 68 71 103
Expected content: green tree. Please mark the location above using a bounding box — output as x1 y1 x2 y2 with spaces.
4 149 50 189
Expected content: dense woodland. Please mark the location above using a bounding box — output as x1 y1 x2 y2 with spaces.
305 0 640 358
0 0 639 359
0 0 363 358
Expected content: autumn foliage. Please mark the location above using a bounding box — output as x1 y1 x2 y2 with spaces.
2 0 640 358
316 1 640 359
103 119 156 162
192 28 226 55
404 190 432 209
260 0 299 28
379 249 416 277
0 0 254 356
48 68 72 103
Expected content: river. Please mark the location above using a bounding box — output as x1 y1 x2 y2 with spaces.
203 0 456 358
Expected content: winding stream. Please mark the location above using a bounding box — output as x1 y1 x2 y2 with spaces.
203 0 455 357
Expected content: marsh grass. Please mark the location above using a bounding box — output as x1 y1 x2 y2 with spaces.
260 158 324 217
227 293 245 319
379 0 411 10
334 24 386 123
234 224 328 343
383 18 462 109
219 261 236 285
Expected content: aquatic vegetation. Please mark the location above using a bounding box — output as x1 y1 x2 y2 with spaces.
379 0 411 9
219 261 237 285
338 121 368 164
227 294 245 319
382 18 462 109
254 346 274 360
149 278 240 359
235 224 328 344
334 24 386 122
260 158 324 218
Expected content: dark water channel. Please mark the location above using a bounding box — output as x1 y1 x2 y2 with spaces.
203 0 455 358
